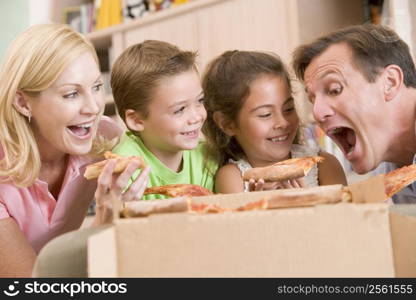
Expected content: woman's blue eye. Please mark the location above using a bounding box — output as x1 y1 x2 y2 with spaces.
63 91 78 99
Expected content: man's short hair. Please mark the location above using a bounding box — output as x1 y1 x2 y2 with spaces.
292 24 416 88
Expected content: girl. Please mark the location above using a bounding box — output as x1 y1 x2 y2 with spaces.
0 24 149 276
111 40 218 199
202 50 347 193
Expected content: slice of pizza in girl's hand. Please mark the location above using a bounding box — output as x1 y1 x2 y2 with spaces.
143 184 213 197
84 151 146 180
242 156 324 182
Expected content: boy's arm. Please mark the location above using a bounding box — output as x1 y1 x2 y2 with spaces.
318 150 348 185
215 164 245 194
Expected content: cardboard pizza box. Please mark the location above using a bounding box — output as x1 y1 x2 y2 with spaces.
87 176 416 277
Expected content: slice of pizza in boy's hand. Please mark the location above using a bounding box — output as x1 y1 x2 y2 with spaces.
384 164 416 198
143 184 213 197
242 156 324 182
84 151 146 180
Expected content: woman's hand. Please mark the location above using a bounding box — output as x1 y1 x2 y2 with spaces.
92 159 151 226
248 177 307 191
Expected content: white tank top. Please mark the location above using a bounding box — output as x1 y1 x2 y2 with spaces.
229 144 320 192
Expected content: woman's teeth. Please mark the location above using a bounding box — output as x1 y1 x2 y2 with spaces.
268 135 289 142
67 122 93 136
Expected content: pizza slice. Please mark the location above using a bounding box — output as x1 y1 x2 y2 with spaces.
384 164 416 198
121 197 190 217
84 151 146 180
235 185 351 212
189 202 228 214
121 196 225 217
242 156 324 182
144 184 213 198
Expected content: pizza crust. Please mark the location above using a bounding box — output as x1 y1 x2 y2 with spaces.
84 151 146 180
242 156 324 182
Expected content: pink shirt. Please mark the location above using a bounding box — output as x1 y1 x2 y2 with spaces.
0 116 122 253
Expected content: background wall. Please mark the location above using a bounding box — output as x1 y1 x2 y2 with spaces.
0 0 29 60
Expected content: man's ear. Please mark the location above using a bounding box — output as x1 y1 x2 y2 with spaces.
13 91 32 117
125 109 146 132
383 64 403 102
213 111 236 136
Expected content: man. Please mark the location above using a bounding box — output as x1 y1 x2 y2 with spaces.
292 24 416 203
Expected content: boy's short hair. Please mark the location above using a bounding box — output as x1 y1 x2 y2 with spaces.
292 24 416 88
111 40 197 123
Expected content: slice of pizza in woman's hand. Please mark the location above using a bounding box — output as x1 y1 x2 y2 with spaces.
143 184 213 197
84 151 146 180
242 156 324 182
384 164 416 198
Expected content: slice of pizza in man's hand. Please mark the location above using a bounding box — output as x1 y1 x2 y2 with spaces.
242 156 324 182
384 164 416 198
84 151 146 180
143 184 213 198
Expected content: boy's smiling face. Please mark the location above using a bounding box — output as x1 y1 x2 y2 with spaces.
137 69 206 156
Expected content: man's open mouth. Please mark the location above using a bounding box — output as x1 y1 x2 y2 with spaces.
327 127 356 156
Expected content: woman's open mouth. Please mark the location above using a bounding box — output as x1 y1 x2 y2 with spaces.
67 122 93 139
327 127 357 159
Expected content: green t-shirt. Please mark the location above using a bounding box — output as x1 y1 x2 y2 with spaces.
113 131 218 200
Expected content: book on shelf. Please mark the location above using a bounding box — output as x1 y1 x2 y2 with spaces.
62 2 95 34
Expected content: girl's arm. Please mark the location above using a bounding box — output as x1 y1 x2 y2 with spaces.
318 150 348 185
0 218 37 277
215 164 245 194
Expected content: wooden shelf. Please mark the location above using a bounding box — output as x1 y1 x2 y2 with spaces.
85 0 224 51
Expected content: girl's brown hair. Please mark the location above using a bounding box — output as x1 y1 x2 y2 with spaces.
202 50 296 166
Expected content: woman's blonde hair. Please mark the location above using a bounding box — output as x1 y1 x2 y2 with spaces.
0 24 99 187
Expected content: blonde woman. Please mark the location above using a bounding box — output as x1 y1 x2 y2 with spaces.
0 24 150 277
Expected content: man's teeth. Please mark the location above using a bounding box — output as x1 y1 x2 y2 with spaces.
269 135 288 142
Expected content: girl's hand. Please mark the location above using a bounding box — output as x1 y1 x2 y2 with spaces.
92 159 151 226
248 177 307 191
